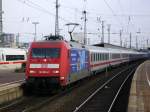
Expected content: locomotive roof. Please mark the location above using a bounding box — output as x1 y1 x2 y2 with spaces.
31 40 145 55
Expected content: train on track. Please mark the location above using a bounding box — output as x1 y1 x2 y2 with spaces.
25 35 147 90
0 48 27 70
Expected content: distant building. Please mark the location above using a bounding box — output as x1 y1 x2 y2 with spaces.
0 33 16 47
0 0 3 36
19 42 30 49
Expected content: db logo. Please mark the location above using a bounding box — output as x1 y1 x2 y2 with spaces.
41 64 48 68
43 59 47 62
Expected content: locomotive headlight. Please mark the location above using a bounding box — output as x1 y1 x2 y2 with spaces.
30 70 36 74
52 70 59 73
60 76 65 80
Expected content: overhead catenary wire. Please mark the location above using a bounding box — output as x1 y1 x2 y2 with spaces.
103 0 124 28
16 0 69 22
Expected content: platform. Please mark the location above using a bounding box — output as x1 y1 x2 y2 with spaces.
0 65 25 84
128 60 150 112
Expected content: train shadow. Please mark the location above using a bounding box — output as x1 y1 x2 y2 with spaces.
21 83 60 97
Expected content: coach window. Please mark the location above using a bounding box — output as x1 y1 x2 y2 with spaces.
96 53 97 61
103 54 105 60
106 54 107 60
91 53 92 62
93 53 94 62
94 53 95 62
92 53 94 62
92 53 93 62
104 53 105 60
103 54 104 60
91 53 93 62
100 54 102 60
2 54 4 61
100 54 101 61
107 54 108 60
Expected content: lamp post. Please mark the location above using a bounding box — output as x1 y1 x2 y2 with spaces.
32 22 39 41
136 29 141 49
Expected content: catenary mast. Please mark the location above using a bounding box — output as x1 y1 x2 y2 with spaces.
55 0 59 36
0 0 3 37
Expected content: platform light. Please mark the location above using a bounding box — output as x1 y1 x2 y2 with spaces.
30 70 36 74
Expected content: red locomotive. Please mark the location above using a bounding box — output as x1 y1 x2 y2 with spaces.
26 36 89 90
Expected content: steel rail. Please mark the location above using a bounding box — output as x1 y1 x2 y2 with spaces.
73 64 136 112
107 69 135 112
0 78 82 112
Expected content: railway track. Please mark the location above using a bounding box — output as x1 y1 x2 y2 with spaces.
73 64 137 112
0 61 142 112
0 78 83 112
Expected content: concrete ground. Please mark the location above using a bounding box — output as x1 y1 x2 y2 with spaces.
128 60 150 112
0 64 25 84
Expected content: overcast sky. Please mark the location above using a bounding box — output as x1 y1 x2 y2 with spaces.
3 0 150 48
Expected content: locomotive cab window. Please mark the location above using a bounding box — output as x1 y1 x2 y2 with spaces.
32 48 60 58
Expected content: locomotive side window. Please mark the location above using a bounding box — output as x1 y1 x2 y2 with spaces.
32 48 60 58
112 53 120 59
